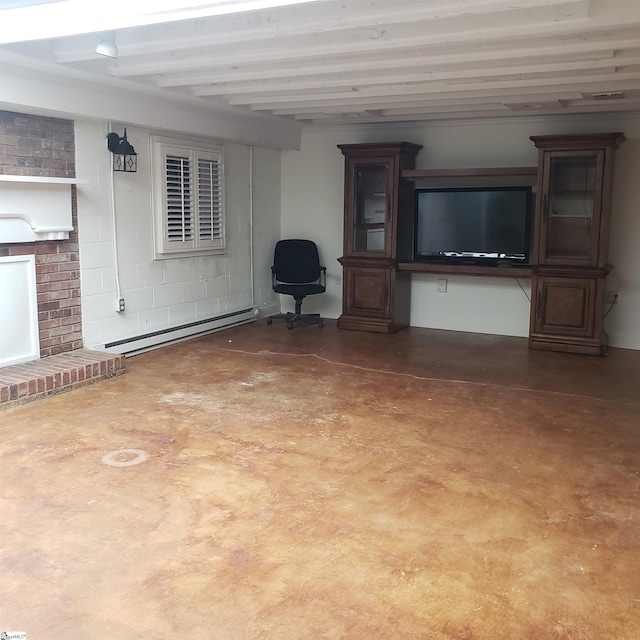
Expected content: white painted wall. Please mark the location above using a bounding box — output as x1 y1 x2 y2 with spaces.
251 146 282 311
281 112 640 350
75 120 281 350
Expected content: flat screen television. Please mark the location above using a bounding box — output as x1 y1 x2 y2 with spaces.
414 186 533 266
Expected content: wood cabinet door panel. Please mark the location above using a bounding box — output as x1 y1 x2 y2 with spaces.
534 277 596 337
344 267 390 317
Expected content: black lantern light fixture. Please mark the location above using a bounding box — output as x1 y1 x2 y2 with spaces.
106 128 137 172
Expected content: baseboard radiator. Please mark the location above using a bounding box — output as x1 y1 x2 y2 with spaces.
101 308 257 355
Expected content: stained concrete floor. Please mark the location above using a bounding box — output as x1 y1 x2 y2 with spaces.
1 322 639 639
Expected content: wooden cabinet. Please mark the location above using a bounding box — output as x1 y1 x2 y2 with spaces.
338 260 411 333
530 270 608 354
337 142 422 333
529 133 624 355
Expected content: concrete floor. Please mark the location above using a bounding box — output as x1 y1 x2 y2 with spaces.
1 321 639 639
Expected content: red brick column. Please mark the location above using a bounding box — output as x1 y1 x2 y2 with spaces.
0 110 83 357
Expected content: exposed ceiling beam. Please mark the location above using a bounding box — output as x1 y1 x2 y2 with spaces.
155 43 636 89
224 72 640 108
104 6 599 78
51 0 588 63
268 90 589 116
0 0 327 43
305 104 635 125
252 79 640 116
2 0 640 128
192 56 640 98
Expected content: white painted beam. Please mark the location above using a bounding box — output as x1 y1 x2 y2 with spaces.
156 43 629 88
192 56 640 98
51 0 588 63
105 5 598 78
304 100 637 125
0 0 327 44
225 71 640 108
2 0 639 127
259 78 640 115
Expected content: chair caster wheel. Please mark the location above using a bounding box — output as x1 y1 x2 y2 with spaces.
266 318 272 325
287 324 293 330
319 320 323 327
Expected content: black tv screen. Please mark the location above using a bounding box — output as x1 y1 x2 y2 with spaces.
414 186 533 265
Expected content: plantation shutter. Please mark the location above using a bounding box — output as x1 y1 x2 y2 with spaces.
156 140 225 255
198 157 223 242
166 154 193 243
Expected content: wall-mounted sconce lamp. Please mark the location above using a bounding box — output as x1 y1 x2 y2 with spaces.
106 129 137 173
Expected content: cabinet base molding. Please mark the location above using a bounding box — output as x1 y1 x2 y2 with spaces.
529 332 608 356
337 315 406 334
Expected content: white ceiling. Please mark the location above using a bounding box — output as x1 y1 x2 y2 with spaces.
2 0 640 127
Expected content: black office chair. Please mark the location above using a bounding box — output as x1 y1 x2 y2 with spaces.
266 239 326 329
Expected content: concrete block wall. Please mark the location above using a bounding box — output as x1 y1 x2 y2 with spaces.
75 122 281 349
0 110 83 357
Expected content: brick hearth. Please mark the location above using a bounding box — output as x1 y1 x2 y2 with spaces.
0 350 126 412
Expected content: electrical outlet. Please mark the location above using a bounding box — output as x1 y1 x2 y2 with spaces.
334 274 342 285
437 278 448 293
117 298 125 313
606 291 618 305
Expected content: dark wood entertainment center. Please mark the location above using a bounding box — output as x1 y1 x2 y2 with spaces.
337 134 624 355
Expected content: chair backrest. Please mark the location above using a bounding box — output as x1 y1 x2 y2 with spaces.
273 239 321 284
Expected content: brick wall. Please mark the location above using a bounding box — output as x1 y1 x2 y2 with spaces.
0 110 83 357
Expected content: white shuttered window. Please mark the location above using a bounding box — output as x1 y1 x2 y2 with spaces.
153 137 225 257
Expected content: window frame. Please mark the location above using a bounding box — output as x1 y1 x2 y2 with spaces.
152 135 225 259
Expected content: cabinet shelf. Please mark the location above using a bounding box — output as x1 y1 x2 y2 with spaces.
398 262 532 278
357 222 385 229
402 166 538 187
551 190 595 196
402 166 537 179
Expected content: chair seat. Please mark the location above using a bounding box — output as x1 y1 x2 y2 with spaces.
274 283 325 297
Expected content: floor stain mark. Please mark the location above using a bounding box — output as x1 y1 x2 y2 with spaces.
101 448 149 467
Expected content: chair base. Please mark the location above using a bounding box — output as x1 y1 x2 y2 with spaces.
267 311 324 330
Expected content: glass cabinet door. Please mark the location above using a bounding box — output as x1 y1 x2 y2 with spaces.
353 162 389 254
540 151 603 265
